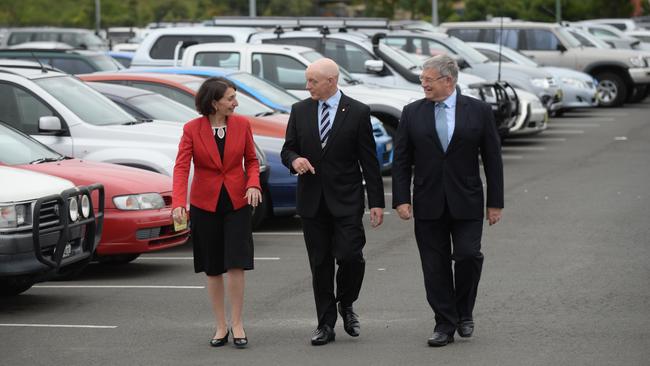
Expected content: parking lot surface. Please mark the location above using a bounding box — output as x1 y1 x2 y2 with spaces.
1 103 649 366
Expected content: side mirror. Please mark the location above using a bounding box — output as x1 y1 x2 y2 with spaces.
365 60 384 73
39 116 62 132
456 57 470 70
556 43 567 53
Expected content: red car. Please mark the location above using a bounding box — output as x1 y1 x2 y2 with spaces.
0 122 189 265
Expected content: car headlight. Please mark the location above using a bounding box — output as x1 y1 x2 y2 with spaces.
561 77 587 89
113 193 165 210
530 78 550 89
68 197 79 222
629 56 646 67
0 204 31 228
80 194 91 218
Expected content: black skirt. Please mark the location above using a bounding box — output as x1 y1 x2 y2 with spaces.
189 189 254 276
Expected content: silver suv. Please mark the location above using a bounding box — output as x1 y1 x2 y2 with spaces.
440 20 650 107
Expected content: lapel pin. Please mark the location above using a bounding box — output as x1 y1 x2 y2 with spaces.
341 108 346 112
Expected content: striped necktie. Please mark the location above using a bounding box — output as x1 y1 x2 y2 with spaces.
319 102 331 145
435 102 448 152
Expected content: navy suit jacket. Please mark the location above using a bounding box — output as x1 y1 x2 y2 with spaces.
392 91 504 220
281 93 385 218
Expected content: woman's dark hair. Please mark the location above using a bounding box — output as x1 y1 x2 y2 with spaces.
195 77 237 116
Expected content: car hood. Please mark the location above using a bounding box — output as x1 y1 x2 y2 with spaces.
248 114 288 139
0 165 74 203
541 67 595 82
481 62 553 79
93 120 184 146
340 84 423 108
17 159 173 208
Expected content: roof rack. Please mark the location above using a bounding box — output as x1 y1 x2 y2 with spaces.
208 16 392 32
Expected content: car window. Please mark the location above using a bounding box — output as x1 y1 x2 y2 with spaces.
49 58 96 74
492 29 521 49
7 32 33 45
523 29 561 51
251 52 306 90
149 35 234 60
129 94 198 122
477 48 514 63
228 71 299 107
568 30 596 47
87 54 123 71
129 81 196 108
0 82 56 135
0 122 61 165
193 51 240 69
322 39 374 74
589 27 618 38
447 29 481 42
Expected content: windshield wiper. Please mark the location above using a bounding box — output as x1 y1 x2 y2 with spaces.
29 157 62 164
122 118 152 125
254 111 275 117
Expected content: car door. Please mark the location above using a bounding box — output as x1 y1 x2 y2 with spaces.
0 81 74 156
250 52 309 96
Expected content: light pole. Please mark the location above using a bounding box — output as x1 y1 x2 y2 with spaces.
250 0 256 17
95 0 101 35
556 0 562 23
432 0 438 26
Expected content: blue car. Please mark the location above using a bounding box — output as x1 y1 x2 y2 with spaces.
124 66 393 172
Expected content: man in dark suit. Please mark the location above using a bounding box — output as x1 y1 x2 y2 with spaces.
281 58 385 346
392 55 504 347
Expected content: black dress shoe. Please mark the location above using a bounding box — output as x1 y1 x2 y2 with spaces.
209 329 229 347
427 331 454 347
338 303 360 337
457 321 474 338
232 328 248 348
311 324 335 346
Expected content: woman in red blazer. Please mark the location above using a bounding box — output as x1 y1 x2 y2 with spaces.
172 77 261 348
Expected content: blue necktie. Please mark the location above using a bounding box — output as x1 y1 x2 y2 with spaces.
435 102 448 152
319 102 331 145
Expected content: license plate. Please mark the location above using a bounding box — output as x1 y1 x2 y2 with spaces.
62 243 72 258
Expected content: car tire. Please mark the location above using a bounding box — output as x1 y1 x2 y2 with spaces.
96 253 141 265
627 85 648 103
0 277 34 296
596 72 628 107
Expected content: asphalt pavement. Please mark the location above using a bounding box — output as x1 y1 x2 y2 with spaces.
1 101 649 366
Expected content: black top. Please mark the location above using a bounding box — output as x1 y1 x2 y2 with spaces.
214 127 233 213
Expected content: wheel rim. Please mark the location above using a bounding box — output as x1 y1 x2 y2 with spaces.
597 80 618 103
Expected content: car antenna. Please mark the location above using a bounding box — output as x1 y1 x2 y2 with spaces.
497 6 504 82
28 51 48 73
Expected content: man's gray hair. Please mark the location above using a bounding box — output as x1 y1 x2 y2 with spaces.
422 55 459 83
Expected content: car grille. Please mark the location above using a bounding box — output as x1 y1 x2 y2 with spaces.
38 200 60 228
547 77 557 87
162 195 172 207
136 227 162 240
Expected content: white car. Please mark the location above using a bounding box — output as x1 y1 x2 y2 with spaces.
0 166 103 296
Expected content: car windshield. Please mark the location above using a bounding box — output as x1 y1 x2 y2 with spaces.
228 72 299 108
567 28 610 48
35 76 135 125
129 94 198 122
181 79 274 116
556 27 583 48
301 50 356 85
379 42 421 71
0 123 62 165
88 54 123 71
445 37 490 64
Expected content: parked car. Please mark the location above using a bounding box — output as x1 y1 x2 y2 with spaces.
440 20 650 107
0 48 123 74
1 121 189 268
108 51 135 67
0 166 103 295
0 60 270 226
130 26 257 67
0 27 108 51
572 22 648 50
468 42 599 112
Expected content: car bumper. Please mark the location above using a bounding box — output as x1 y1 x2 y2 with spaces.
558 86 599 109
628 67 650 83
95 208 189 256
508 99 548 136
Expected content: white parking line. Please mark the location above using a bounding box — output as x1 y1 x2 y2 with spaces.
507 137 566 143
552 123 600 128
33 285 204 289
137 256 280 261
0 323 117 329
543 130 585 135
501 155 524 160
502 146 546 151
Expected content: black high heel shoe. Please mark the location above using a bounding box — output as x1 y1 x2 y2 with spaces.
210 329 229 347
232 328 248 348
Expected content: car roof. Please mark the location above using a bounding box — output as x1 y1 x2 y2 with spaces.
187 42 314 54
440 21 560 29
77 72 204 92
0 59 65 78
4 27 95 33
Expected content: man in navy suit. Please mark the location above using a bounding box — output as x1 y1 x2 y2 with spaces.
392 55 504 347
281 58 384 346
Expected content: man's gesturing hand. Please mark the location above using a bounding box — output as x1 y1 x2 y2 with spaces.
291 157 315 175
396 203 412 220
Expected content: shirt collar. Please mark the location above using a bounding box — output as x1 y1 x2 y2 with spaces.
320 89 342 109
437 89 457 109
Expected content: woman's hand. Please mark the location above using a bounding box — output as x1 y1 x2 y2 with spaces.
245 187 262 207
172 206 187 224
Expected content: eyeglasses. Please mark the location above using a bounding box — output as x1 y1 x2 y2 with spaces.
419 75 448 84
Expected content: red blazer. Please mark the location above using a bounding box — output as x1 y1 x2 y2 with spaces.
172 114 261 212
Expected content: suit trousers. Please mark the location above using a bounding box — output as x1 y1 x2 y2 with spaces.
414 204 484 336
301 195 366 328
